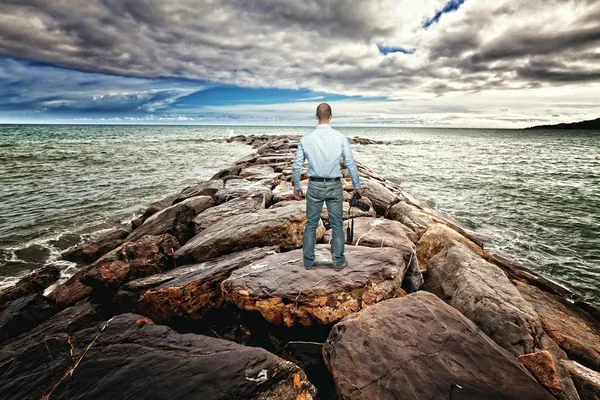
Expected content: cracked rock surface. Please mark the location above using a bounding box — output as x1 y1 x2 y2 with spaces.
0 313 317 400
323 291 555 400
221 244 407 327
176 202 324 263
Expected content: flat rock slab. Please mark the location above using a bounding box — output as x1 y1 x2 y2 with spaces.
426 241 544 356
126 196 214 245
221 244 407 327
193 196 265 233
0 313 317 400
325 217 423 292
239 165 282 181
176 202 324 263
516 280 600 371
61 227 131 264
117 246 279 322
82 234 180 299
214 178 274 204
323 291 555 400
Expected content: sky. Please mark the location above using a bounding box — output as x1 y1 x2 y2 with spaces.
0 0 599 128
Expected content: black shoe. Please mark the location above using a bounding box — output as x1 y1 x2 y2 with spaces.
334 261 348 272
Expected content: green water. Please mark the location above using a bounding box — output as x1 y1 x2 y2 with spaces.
0 124 598 305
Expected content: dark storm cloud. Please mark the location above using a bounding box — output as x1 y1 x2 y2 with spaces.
1 0 600 101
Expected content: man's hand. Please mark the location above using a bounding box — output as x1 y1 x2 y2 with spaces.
352 188 362 197
294 188 303 200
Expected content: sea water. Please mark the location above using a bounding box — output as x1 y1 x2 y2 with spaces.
0 124 598 305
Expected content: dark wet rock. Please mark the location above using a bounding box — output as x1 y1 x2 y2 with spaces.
126 197 213 245
562 360 600 400
176 202 324 263
140 193 179 219
214 178 274 204
0 265 60 311
0 313 317 400
323 291 555 400
116 246 279 322
359 177 400 216
416 222 485 268
61 227 131 264
173 180 224 203
239 165 282 181
0 294 56 343
221 244 408 327
425 241 544 356
82 234 180 300
47 269 94 308
324 217 423 292
517 350 580 400
193 196 265 233
0 300 104 367
515 280 600 371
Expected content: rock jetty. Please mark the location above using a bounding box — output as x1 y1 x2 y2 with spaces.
1 134 599 399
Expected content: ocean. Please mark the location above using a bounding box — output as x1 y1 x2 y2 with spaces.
0 124 598 306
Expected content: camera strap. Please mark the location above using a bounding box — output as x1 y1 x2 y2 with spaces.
346 205 354 244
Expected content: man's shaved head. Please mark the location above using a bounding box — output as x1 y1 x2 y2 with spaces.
316 103 332 122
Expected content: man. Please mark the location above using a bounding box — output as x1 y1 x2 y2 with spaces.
292 103 361 271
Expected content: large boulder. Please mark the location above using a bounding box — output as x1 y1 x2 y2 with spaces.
214 178 274 204
176 202 324 263
359 178 400 216
221 244 408 327
0 294 56 343
425 241 544 356
173 180 224 203
82 234 180 300
239 165 282 181
0 265 60 311
117 246 279 322
386 200 433 237
61 227 131 264
126 196 214 245
131 193 179 228
193 196 265 233
0 313 317 400
323 291 555 400
272 180 308 203
515 280 600 371
416 222 484 268
324 217 423 292
562 360 600 400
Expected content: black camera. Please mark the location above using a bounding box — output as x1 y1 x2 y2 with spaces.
349 193 370 212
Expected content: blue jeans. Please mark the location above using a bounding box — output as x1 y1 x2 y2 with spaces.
303 180 345 268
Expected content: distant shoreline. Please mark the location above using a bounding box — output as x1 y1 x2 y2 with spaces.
527 117 600 130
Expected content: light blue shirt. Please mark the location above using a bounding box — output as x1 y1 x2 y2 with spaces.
292 124 361 190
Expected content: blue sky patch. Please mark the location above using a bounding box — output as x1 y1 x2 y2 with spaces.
377 44 415 55
423 0 466 28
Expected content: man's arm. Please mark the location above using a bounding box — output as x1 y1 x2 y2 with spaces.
292 139 306 198
342 137 361 190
